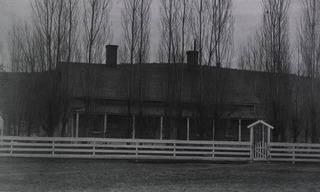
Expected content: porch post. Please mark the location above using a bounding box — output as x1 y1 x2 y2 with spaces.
262 125 265 144
104 114 108 138
0 125 3 142
160 116 163 140
187 117 190 141
132 115 135 139
238 119 242 142
75 113 79 138
0 116 3 144
212 120 215 141
267 127 271 144
0 116 3 138
250 127 253 144
2 115 6 136
71 114 74 137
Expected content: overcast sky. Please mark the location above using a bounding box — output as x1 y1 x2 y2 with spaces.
0 0 302 69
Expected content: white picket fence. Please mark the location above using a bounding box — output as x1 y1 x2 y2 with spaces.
0 136 251 162
269 142 320 163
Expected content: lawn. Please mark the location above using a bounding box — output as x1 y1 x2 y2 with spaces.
0 158 319 192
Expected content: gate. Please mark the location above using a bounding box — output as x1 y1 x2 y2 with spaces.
247 120 273 161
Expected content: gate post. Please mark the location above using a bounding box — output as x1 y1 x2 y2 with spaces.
250 127 253 163
267 127 271 162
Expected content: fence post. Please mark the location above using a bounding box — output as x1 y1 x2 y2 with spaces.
93 139 96 157
10 139 13 155
173 142 176 157
212 143 215 158
267 142 270 163
52 140 55 155
292 145 295 164
135 141 138 157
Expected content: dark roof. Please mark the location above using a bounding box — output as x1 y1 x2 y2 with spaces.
57 62 261 106
0 71 53 110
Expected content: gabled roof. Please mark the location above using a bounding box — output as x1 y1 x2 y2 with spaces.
247 120 274 129
57 62 261 106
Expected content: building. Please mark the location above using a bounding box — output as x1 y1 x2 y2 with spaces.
55 45 263 141
0 45 267 141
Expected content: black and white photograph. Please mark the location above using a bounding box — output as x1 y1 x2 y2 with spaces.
0 0 319 191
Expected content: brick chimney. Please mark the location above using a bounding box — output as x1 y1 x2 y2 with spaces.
187 51 199 71
106 45 118 67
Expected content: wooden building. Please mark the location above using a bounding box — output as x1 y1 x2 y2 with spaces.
56 45 263 141
0 45 265 141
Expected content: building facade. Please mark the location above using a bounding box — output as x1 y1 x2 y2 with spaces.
0 45 266 141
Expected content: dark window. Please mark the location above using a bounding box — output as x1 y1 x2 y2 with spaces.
135 116 160 139
79 114 104 137
106 115 131 138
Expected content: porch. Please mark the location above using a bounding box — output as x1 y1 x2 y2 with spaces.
66 113 254 142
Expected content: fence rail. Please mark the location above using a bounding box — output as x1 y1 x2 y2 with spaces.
1 137 319 163
269 142 320 163
0 136 251 162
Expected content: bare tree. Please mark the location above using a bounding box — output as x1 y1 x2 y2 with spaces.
66 0 80 63
205 0 234 67
237 32 267 71
120 0 152 138
178 0 192 117
137 0 151 115
120 0 139 65
5 0 82 137
59 0 80 136
158 0 192 102
0 40 6 72
263 0 291 142
32 0 57 70
190 0 206 66
82 0 112 64
297 0 320 143
158 0 183 64
262 0 291 73
158 0 183 139
237 0 291 142
190 0 234 139
81 0 113 130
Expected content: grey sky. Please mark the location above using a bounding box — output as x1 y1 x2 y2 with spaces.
0 0 302 69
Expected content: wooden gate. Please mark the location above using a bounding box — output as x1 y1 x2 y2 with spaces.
253 125 267 159
247 120 273 161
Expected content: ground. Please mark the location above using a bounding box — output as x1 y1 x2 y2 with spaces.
0 158 319 192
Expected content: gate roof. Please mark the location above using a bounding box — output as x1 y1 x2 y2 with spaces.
247 120 274 129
